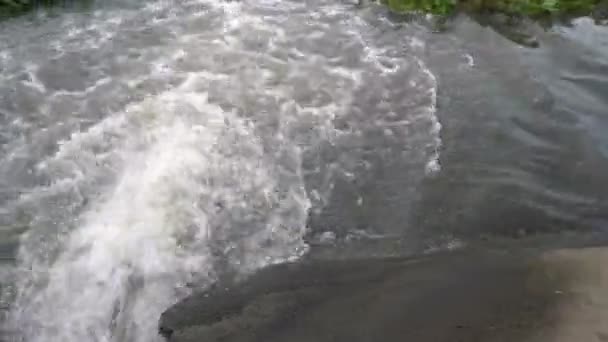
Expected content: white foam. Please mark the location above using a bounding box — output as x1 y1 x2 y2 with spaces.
464 53 475 67
417 58 442 174
2 1 443 341
10 90 310 342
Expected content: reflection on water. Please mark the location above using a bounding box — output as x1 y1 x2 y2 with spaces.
408 16 608 243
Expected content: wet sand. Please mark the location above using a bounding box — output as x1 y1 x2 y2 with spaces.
158 246 608 342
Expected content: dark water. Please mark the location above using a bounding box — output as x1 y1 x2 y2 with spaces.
415 17 608 239
0 1 607 341
306 14 608 259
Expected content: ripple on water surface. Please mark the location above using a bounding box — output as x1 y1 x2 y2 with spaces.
0 1 440 341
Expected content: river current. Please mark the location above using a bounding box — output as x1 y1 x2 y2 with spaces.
0 0 439 341
0 0 607 341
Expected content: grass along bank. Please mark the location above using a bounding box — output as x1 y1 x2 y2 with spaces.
380 0 608 21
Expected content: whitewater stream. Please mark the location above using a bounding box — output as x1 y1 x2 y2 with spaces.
0 0 607 341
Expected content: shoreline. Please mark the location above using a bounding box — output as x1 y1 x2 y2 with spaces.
159 245 608 342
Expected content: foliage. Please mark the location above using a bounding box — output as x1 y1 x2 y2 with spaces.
0 0 93 20
471 0 601 17
381 0 457 15
381 0 604 18
0 0 30 18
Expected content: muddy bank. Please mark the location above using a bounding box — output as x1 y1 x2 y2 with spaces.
158 246 608 342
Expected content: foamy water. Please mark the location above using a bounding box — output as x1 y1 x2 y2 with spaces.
0 0 440 341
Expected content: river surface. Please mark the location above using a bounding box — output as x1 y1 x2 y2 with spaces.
0 0 607 341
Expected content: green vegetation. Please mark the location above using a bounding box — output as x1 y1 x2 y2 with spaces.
381 0 605 19
0 0 63 19
382 0 456 15
379 0 607 47
0 0 31 18
0 0 93 20
463 0 601 18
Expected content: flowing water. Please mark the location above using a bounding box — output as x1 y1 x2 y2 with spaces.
0 0 606 341
0 0 440 340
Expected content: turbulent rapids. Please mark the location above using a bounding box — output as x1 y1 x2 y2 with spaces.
0 1 440 341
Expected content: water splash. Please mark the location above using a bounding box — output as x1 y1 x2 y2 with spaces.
0 0 441 341
8 87 311 341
